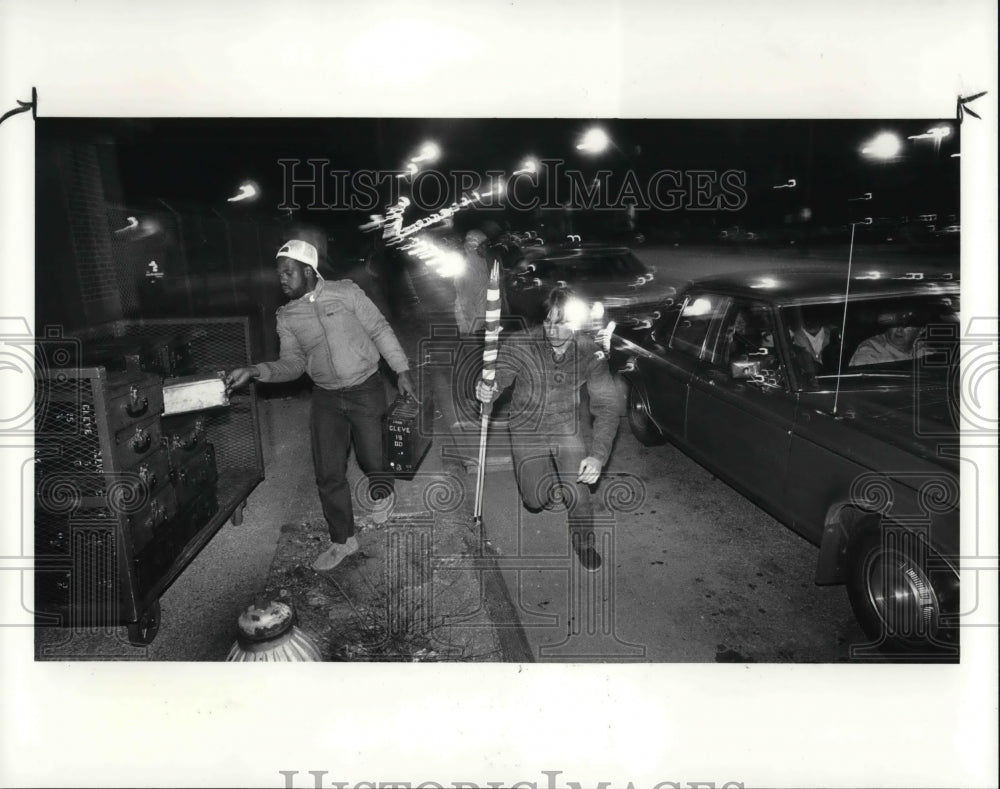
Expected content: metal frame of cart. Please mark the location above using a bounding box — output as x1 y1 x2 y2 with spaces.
34 316 264 645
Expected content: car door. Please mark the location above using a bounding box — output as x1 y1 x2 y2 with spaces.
683 297 796 520
639 292 731 441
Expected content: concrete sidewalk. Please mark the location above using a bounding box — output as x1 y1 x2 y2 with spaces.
34 381 530 661
256 393 505 662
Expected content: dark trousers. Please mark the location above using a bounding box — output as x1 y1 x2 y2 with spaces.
510 433 594 533
310 373 392 544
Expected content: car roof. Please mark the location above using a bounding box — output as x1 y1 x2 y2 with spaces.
685 268 959 305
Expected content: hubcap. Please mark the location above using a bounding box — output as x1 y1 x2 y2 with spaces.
866 549 939 640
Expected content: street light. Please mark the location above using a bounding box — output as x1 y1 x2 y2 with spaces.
513 157 539 176
396 140 442 180
576 127 611 155
861 132 902 159
114 216 140 234
907 126 951 141
412 141 441 164
227 180 260 203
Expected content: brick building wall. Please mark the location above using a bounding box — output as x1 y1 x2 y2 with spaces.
59 143 123 326
97 143 142 317
35 139 124 332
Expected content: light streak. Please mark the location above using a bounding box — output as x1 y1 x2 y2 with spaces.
227 182 259 202
401 235 466 278
411 141 441 164
114 216 139 234
907 126 951 141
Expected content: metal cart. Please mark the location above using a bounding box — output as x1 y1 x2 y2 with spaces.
34 317 263 645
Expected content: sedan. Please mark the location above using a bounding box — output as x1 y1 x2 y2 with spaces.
616 268 962 658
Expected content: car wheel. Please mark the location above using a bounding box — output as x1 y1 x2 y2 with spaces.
626 384 666 446
846 528 958 658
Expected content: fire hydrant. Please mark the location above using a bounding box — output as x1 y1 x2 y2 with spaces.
226 598 321 661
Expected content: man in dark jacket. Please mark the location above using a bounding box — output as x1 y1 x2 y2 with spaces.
227 239 416 571
454 229 492 335
476 286 619 571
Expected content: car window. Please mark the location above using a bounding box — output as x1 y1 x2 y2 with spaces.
669 294 731 360
650 302 683 344
716 301 775 363
717 299 788 388
778 293 960 385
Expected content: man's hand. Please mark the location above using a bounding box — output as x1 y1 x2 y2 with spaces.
595 321 616 353
225 366 259 392
476 379 498 404
577 456 603 485
396 371 418 401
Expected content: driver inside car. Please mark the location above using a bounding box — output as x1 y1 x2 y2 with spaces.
724 309 763 359
723 306 785 386
849 311 928 366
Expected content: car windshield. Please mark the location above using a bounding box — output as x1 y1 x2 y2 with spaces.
535 252 648 281
779 292 960 387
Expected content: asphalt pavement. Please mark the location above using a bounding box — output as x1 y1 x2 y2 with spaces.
476 413 868 662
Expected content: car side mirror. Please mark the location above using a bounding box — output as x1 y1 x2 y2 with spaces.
730 358 761 380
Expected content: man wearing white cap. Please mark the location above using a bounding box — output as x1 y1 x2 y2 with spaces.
227 239 417 571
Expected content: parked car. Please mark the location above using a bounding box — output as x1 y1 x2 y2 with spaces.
616 269 961 656
503 244 676 338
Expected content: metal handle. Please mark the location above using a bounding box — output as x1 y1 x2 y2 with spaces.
172 423 203 451
137 463 156 489
125 385 149 417
129 427 151 453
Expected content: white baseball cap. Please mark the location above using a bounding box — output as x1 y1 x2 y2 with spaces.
276 239 320 273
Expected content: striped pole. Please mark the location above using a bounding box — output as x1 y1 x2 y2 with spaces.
473 259 502 524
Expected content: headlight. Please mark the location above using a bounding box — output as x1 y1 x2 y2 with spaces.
563 297 590 330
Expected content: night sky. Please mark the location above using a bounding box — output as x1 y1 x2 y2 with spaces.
38 117 961 233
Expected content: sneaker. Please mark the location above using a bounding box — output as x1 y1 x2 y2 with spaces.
571 531 602 573
370 491 396 526
311 536 359 571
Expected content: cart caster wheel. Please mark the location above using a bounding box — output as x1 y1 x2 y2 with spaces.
232 501 246 526
127 599 161 646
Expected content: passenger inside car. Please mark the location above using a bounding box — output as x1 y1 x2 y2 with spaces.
786 306 841 386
